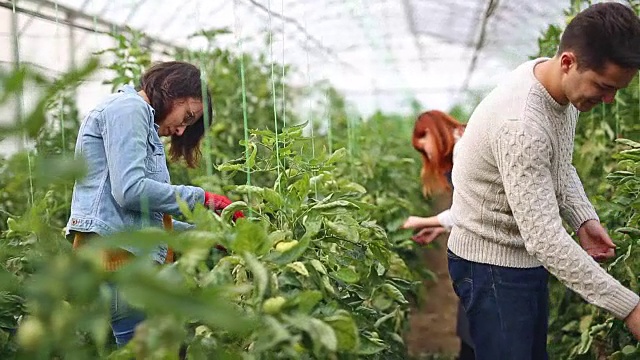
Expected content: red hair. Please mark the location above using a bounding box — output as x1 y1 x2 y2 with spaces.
412 110 465 197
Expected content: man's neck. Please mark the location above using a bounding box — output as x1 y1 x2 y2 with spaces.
534 57 569 105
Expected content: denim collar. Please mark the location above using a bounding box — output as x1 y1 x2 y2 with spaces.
118 84 137 94
117 85 159 131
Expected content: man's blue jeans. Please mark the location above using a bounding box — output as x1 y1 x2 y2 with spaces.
447 249 549 360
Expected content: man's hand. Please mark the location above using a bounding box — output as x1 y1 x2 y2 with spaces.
412 227 446 245
578 219 616 262
625 303 640 341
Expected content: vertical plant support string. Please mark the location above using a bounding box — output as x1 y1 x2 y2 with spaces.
11 0 35 206
267 0 282 190
303 2 318 199
281 0 286 130
55 0 70 219
234 0 252 210
326 86 333 154
194 2 212 178
200 54 213 177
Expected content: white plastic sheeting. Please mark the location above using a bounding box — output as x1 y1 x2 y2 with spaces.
1 0 576 117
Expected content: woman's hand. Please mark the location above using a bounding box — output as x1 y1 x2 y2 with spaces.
412 227 446 245
204 192 245 221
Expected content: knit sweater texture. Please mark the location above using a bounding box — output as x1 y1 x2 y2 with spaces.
448 57 639 320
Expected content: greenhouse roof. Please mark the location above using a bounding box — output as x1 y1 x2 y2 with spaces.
1 0 592 114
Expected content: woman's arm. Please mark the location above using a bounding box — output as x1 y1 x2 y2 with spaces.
102 96 204 215
402 208 453 230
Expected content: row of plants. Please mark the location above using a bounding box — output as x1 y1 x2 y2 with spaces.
0 24 433 359
534 1 640 358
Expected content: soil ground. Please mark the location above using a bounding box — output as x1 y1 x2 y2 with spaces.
405 194 461 358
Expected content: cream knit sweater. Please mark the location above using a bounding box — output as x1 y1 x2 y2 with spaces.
448 58 639 320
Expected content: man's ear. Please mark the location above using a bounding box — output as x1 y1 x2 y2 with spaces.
559 51 578 73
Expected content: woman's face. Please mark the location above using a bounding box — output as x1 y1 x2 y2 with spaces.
158 97 204 137
417 131 437 160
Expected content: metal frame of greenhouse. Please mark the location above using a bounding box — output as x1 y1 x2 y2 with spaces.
0 0 618 155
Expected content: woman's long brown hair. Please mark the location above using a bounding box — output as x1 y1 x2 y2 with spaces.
139 61 213 168
412 110 465 197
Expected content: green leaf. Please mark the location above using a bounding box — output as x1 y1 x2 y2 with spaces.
307 318 338 353
326 148 347 164
379 283 408 304
616 138 640 148
309 259 327 275
622 344 637 355
310 173 328 188
286 261 309 277
230 219 271 256
371 283 406 311
201 256 238 287
323 311 359 351
341 182 367 194
332 267 359 284
325 219 359 242
373 310 396 328
361 221 387 240
247 142 258 168
252 316 291 352
176 196 194 221
216 163 244 172
357 334 387 355
262 188 284 208
288 174 310 199
221 201 248 222
616 227 640 236
293 290 323 314
33 155 87 187
244 253 270 301
311 200 360 212
371 294 393 311
114 265 252 334
232 185 265 196
303 214 323 237
321 276 336 295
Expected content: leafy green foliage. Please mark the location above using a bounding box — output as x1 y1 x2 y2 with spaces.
94 28 152 92
0 25 428 359
533 1 640 358
180 122 420 358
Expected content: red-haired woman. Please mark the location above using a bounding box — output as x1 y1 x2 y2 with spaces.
402 110 474 359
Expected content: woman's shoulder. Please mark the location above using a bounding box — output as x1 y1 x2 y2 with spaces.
107 91 150 112
98 90 154 125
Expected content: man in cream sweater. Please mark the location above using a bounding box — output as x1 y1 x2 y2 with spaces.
447 3 640 358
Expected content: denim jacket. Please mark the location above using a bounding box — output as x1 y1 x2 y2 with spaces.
66 85 204 261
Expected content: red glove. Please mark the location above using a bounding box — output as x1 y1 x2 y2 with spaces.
204 192 245 221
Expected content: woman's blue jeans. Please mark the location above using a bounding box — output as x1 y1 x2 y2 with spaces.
106 283 145 347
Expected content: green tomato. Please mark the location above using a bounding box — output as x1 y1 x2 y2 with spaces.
263 296 286 314
275 240 298 252
293 342 305 353
17 317 45 349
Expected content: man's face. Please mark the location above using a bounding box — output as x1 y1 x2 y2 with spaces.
561 53 637 112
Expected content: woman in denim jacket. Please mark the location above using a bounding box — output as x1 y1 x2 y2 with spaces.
66 61 242 347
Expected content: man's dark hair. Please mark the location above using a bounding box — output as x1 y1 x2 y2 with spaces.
139 61 213 168
558 2 640 71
